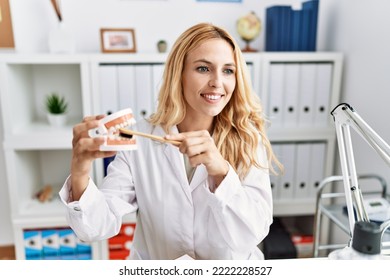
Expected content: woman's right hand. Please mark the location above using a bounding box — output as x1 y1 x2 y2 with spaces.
70 115 116 201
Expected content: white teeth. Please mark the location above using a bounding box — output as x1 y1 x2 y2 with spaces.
107 118 136 134
203 94 221 100
108 127 116 134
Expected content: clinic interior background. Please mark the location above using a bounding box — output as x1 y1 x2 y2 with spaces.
1 0 390 247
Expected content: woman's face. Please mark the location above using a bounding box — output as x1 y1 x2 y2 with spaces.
182 38 236 122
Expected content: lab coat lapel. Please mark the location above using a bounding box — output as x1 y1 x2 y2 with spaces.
154 126 193 204
189 164 208 192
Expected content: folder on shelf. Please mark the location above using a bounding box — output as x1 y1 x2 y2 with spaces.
41 229 60 257
290 9 302 51
293 143 312 199
119 223 136 236
134 65 153 120
265 6 291 51
58 228 77 257
109 249 130 260
297 63 317 127
108 234 133 251
152 64 165 110
313 63 333 127
76 236 92 255
279 143 296 200
302 0 319 51
265 6 279 51
283 63 300 127
23 230 42 260
299 8 311 51
308 142 327 199
246 63 254 87
77 253 92 260
117 65 136 111
267 63 285 127
270 144 282 200
99 65 119 115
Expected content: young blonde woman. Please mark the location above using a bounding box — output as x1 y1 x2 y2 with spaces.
60 22 281 260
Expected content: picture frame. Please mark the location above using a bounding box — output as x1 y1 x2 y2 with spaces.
100 28 136 53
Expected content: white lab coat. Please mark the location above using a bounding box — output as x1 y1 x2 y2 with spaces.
59 119 273 260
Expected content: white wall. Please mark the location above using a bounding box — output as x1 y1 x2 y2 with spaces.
2 0 390 248
10 0 309 54
317 0 390 245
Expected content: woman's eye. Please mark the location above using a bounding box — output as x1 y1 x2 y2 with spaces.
197 66 209 72
224 68 235 75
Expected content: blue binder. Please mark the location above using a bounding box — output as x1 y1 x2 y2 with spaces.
302 0 319 51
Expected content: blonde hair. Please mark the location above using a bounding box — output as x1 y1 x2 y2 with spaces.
149 22 282 178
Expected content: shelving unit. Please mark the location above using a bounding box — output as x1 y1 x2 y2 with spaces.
0 54 94 259
0 52 343 259
263 53 343 217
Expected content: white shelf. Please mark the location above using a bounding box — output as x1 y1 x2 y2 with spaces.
268 127 336 142
4 122 74 150
273 200 316 216
15 197 67 220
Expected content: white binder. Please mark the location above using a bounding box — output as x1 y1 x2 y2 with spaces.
99 65 118 115
270 143 282 200
117 65 136 111
293 143 312 199
279 143 296 200
152 64 165 111
308 142 327 199
246 62 254 84
313 63 333 127
134 65 153 121
297 63 317 127
283 63 300 127
267 63 285 128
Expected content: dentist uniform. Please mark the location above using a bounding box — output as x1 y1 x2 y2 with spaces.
59 119 273 260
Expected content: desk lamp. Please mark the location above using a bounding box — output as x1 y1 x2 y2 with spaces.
330 103 390 254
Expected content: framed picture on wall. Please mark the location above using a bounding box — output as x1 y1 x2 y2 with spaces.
100 28 137 53
0 0 15 48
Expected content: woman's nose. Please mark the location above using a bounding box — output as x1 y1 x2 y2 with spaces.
208 75 222 88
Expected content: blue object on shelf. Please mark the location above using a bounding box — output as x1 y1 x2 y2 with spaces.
265 0 319 51
303 0 319 51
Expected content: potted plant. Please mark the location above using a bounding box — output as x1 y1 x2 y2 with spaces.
45 93 68 127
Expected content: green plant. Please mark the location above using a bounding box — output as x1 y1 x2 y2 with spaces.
45 93 68 114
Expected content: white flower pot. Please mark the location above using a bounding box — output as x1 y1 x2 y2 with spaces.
47 113 67 127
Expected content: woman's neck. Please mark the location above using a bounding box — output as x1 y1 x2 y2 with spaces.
177 116 214 133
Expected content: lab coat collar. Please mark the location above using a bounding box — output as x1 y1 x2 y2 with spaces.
153 125 208 202
152 125 193 204
189 164 207 192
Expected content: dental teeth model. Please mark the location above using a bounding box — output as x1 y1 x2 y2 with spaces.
88 108 138 151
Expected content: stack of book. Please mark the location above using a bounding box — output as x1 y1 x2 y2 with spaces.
23 227 92 260
108 223 136 260
265 0 319 51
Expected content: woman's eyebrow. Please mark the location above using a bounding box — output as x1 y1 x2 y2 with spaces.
193 59 236 67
